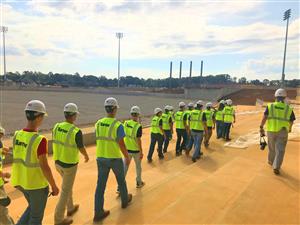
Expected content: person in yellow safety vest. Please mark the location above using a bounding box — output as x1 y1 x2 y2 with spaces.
0 126 14 225
222 99 236 141
185 102 194 153
147 108 165 162
94 97 132 222
11 100 59 225
204 102 216 148
162 105 174 153
186 100 208 162
123 106 145 188
169 105 175 122
175 102 189 156
52 103 89 225
215 100 225 139
259 88 296 175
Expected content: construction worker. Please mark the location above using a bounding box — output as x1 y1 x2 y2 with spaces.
94 97 132 222
147 108 165 162
162 105 173 153
169 106 175 121
123 106 145 188
215 100 225 139
222 99 235 141
204 102 215 147
186 102 194 151
52 103 89 225
175 102 189 156
187 100 207 162
0 126 14 225
11 100 59 225
259 88 296 175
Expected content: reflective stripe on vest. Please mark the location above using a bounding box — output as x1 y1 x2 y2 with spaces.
151 116 163 134
215 110 223 121
162 113 171 130
223 106 234 123
124 120 141 151
175 111 185 129
190 110 204 131
96 120 118 142
204 109 214 127
266 102 292 132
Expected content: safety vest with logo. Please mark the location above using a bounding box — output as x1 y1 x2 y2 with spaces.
124 120 141 151
223 106 234 123
151 116 163 135
185 110 193 125
204 109 214 127
162 113 172 130
175 111 186 129
190 109 204 131
95 117 123 158
52 122 80 164
215 110 224 122
0 147 4 187
266 102 293 132
11 130 48 190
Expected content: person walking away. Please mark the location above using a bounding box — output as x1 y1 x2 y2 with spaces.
53 103 89 225
162 105 173 153
0 126 14 225
185 102 194 153
204 102 215 147
123 106 145 188
222 99 235 141
187 101 207 162
215 100 225 139
147 108 165 162
259 88 296 175
94 97 132 222
175 102 189 156
11 100 59 225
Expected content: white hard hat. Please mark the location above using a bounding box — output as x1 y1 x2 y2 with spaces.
196 100 204 106
188 102 194 108
220 100 225 104
64 103 79 114
25 100 47 115
164 105 170 110
104 97 119 108
154 107 162 114
179 102 186 107
130 106 141 114
275 88 287 98
226 99 233 105
0 126 5 135
169 106 174 111
206 102 213 107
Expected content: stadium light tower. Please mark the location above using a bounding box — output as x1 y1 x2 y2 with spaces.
281 9 291 87
116 32 123 88
1 26 8 82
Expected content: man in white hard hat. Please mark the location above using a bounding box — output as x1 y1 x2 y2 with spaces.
0 126 14 225
215 100 225 139
259 88 296 175
175 102 189 156
94 97 132 221
11 100 59 225
185 102 194 151
123 106 145 188
162 105 173 153
222 99 235 141
147 108 165 162
53 103 89 225
203 102 215 147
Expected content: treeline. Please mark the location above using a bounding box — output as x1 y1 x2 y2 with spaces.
2 71 300 88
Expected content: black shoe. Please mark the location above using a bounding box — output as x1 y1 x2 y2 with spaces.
67 204 79 216
175 152 180 156
163 149 167 153
192 158 197 162
159 155 164 160
136 181 145 188
147 158 153 163
273 169 280 175
122 194 133 208
93 210 110 222
225 138 231 142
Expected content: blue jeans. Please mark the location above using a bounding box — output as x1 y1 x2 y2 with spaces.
187 135 194 150
216 120 224 138
147 133 164 160
16 186 49 225
94 158 128 214
176 129 187 153
223 122 232 139
191 131 204 159
163 130 172 152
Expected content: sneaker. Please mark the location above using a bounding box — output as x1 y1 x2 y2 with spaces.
93 210 110 222
122 194 133 208
55 218 73 225
136 181 145 188
159 155 164 160
67 204 79 216
273 169 280 175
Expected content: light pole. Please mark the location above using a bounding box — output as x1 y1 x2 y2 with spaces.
116 32 123 88
281 9 291 87
1 26 8 82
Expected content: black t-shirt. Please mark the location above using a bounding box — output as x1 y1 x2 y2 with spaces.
264 107 296 122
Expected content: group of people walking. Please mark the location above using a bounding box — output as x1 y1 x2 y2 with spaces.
0 88 296 225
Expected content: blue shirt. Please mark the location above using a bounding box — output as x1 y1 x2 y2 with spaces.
117 124 126 141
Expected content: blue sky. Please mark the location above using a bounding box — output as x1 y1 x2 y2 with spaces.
1 0 299 80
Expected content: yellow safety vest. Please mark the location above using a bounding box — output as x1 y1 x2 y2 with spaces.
124 120 141 151
11 130 48 190
0 147 4 187
266 102 293 132
95 117 123 158
52 122 80 164
162 113 172 130
190 109 204 131
175 111 186 129
223 106 234 123
151 116 163 135
215 110 223 121
204 109 214 127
